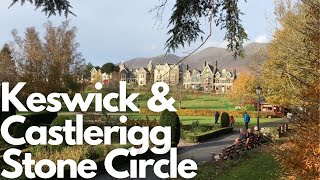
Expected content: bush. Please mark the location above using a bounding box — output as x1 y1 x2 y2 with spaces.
221 112 230 127
185 127 233 143
159 110 181 147
245 105 256 111
49 116 72 150
50 115 70 127
25 112 58 125
139 108 281 118
85 145 106 160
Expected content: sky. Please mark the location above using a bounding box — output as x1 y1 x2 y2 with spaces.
0 0 275 66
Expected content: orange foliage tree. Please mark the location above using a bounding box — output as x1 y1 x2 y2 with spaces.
263 0 320 178
228 72 258 107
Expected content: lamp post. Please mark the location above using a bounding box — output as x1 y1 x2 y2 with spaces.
256 85 262 130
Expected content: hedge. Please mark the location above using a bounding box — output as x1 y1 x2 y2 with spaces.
185 127 233 143
140 108 281 118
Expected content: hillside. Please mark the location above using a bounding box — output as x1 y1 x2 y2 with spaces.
120 42 268 72
118 54 181 69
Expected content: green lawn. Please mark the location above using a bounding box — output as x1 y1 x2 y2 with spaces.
194 148 283 179
56 111 283 128
125 113 283 126
136 94 236 110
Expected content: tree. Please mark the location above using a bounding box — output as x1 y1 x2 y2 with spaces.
10 0 74 17
84 62 94 80
172 85 187 109
10 0 248 57
228 72 258 107
11 21 85 97
262 0 319 178
0 44 16 84
101 62 117 74
0 44 17 126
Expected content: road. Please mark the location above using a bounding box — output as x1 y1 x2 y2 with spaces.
94 131 239 179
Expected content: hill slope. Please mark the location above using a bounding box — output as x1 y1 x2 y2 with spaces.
120 42 268 72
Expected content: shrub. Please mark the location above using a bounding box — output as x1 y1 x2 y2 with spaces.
185 127 233 143
190 120 201 134
50 115 72 149
85 145 106 160
50 115 70 127
159 110 181 147
245 105 256 111
139 108 281 118
220 112 230 127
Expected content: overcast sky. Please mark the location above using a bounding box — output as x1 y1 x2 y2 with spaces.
0 0 275 66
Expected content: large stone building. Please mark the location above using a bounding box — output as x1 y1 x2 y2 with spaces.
90 59 234 92
153 63 182 85
183 61 236 94
119 61 137 85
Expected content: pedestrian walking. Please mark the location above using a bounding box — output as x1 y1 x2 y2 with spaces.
214 111 220 124
244 112 250 130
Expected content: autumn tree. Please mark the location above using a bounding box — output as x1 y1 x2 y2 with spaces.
11 21 85 97
262 0 320 178
228 72 258 108
0 44 16 84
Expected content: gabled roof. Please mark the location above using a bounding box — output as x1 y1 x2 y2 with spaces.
192 68 201 73
90 67 100 73
138 67 149 73
120 68 128 73
201 64 215 75
215 69 235 78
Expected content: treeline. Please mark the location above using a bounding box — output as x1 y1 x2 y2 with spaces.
0 21 85 100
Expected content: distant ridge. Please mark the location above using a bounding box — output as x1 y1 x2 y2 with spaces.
118 42 268 72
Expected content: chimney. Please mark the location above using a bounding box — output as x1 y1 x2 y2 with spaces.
216 60 218 68
203 61 207 69
186 64 189 70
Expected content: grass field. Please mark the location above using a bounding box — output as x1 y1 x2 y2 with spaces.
195 147 283 179
136 94 237 110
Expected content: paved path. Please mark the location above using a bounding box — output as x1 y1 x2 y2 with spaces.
177 131 239 164
94 130 239 179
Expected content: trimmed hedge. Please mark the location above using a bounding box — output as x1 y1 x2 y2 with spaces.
159 110 181 147
185 127 233 143
221 112 230 127
140 108 281 118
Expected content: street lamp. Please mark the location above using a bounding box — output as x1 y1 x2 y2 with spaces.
256 85 262 130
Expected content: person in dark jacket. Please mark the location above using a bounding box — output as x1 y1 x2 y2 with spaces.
214 111 220 124
244 112 250 130
234 128 247 144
